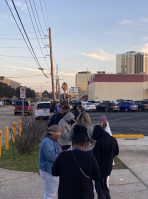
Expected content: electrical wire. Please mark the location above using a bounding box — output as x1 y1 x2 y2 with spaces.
4 0 47 78
10 0 48 77
39 0 48 30
0 55 47 58
44 0 50 28
28 0 49 55
6 74 50 78
25 0 50 68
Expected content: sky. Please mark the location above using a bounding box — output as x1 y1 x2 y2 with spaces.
1 0 148 93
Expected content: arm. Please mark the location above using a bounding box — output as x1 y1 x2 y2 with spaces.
60 123 70 139
43 141 59 162
68 123 75 141
91 157 101 181
93 142 101 164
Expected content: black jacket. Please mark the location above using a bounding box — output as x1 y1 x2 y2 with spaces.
52 150 100 199
92 125 119 177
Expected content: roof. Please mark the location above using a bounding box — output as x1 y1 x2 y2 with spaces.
89 74 148 83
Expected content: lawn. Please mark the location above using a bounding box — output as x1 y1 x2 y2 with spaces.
0 142 127 172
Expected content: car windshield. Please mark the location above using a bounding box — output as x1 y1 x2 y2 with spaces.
16 101 29 106
37 103 50 109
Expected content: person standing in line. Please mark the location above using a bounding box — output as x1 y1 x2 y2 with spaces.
92 124 119 199
68 111 95 153
38 125 62 199
52 125 102 199
48 105 70 127
58 111 75 151
98 115 114 188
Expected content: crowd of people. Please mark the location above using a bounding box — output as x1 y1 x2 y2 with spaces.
38 101 119 199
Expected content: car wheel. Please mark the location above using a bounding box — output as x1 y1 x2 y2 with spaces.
125 108 128 112
14 112 17 115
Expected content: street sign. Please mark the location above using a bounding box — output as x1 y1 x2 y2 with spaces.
20 93 26 99
68 87 78 95
20 87 26 94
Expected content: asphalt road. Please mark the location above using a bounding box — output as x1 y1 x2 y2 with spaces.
88 111 148 136
0 106 148 138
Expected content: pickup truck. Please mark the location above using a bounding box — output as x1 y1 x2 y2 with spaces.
14 100 32 115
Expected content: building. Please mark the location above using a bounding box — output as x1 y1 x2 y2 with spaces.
88 74 148 101
116 51 148 74
75 71 91 91
0 76 21 89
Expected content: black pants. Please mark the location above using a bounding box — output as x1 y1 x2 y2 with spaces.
95 176 111 199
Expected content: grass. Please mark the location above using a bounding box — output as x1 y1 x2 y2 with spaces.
0 142 127 172
0 141 39 172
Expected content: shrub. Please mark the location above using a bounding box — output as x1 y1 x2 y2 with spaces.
14 116 47 154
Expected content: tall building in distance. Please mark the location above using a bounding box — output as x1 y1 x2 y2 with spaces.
75 71 91 91
116 51 148 74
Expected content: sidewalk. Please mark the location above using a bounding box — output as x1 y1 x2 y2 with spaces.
0 137 148 199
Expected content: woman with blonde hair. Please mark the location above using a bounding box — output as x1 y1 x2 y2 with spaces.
68 111 95 152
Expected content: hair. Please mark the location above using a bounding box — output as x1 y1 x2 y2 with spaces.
72 125 90 146
43 125 61 138
62 105 70 110
102 123 107 129
75 111 92 126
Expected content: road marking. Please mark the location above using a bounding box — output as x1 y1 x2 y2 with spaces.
138 119 148 123
130 128 148 132
112 134 144 138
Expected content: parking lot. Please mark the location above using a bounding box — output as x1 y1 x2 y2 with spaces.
88 111 148 136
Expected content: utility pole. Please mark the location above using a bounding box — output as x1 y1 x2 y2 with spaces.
49 27 56 101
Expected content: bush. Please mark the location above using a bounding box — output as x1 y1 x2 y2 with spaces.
14 117 47 154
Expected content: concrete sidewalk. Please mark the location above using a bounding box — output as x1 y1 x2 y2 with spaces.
0 137 148 199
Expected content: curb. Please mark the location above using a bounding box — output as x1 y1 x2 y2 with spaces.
112 134 144 138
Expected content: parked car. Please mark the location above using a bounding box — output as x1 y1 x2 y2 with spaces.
87 100 100 106
135 101 148 111
34 101 51 119
14 100 32 115
96 102 110 112
0 101 3 107
118 102 138 112
82 102 96 111
107 102 120 112
3 99 12 105
12 99 18 106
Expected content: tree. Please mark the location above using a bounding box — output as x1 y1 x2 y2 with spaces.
61 82 68 99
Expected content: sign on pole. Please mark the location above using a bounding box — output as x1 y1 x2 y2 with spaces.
20 87 26 122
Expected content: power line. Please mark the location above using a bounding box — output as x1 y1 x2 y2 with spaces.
0 37 46 40
6 74 50 78
0 46 46 49
10 0 48 77
0 55 47 58
4 0 47 78
44 0 50 28
25 0 49 68
28 0 49 55
39 0 48 30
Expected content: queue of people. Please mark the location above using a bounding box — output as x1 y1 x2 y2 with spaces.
38 103 119 199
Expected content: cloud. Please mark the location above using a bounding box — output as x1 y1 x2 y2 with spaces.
119 17 148 27
6 65 49 73
81 49 115 61
60 72 76 76
9 0 27 13
140 43 148 53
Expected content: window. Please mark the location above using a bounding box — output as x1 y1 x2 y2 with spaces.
37 103 50 109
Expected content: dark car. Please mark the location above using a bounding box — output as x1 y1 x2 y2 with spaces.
14 100 32 115
118 102 138 112
3 99 12 105
107 102 120 112
135 101 148 111
96 102 110 112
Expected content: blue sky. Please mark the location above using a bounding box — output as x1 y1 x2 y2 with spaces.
1 0 148 92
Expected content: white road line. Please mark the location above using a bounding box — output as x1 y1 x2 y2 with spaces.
138 119 148 123
130 128 148 132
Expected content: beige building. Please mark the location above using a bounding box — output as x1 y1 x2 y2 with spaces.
116 51 148 74
75 71 91 91
88 74 148 101
0 76 21 89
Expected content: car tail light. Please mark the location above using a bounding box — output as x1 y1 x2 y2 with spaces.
36 108 41 110
14 107 16 110
110 106 114 108
27 107 31 110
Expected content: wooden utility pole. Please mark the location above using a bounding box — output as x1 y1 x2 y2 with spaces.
49 27 56 101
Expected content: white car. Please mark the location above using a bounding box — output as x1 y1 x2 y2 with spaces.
82 102 96 111
0 101 3 107
34 101 51 119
